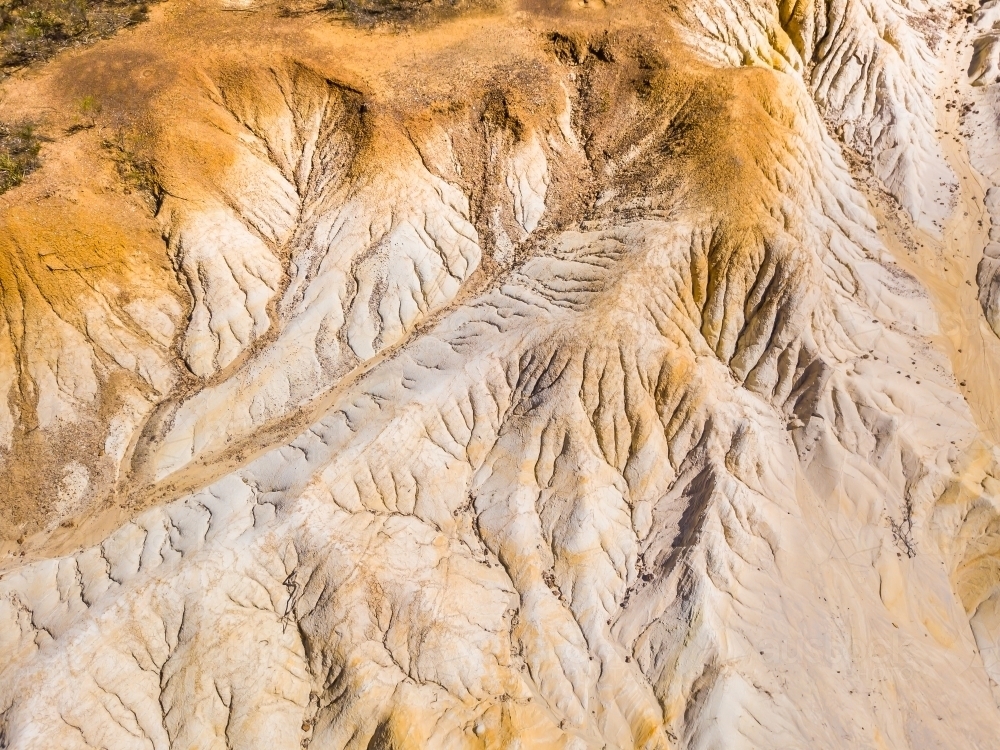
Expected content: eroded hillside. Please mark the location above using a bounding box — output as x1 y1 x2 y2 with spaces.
2 0 1000 747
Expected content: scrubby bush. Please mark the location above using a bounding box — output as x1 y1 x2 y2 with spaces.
0 120 40 193
0 0 152 73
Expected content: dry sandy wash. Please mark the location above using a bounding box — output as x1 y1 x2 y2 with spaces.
2 0 1000 746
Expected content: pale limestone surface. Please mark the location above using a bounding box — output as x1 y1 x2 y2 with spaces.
2 0 1000 747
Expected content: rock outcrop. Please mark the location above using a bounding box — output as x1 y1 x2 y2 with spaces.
2 0 1000 747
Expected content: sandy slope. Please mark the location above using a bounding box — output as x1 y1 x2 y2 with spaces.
2 0 1000 747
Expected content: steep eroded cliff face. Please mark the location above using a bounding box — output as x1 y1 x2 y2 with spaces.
2 0 1000 747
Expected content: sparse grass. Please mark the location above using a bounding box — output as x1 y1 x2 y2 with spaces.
0 0 153 74
103 129 161 211
78 93 101 115
0 120 41 194
277 0 490 26
65 92 102 131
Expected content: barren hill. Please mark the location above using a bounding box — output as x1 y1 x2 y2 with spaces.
2 0 1000 747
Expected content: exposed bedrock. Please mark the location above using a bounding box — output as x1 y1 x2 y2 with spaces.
2 1 1000 748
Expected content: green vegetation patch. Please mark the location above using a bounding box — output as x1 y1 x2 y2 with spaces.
0 120 41 194
1 0 152 73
